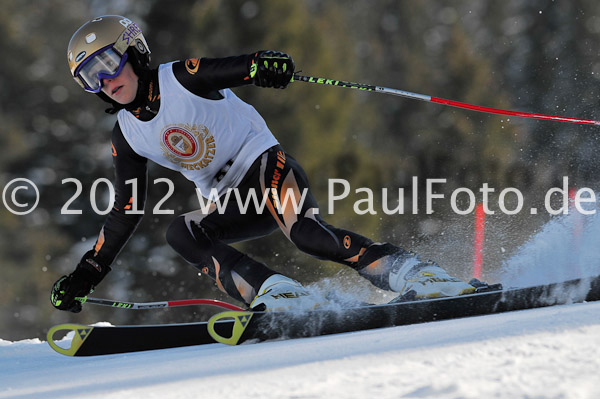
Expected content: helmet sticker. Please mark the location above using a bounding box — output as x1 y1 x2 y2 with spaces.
119 18 133 27
75 51 87 62
85 33 96 44
114 22 142 54
135 39 147 53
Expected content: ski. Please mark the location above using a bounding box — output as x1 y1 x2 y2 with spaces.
47 320 233 357
46 297 244 356
207 274 600 345
47 274 600 356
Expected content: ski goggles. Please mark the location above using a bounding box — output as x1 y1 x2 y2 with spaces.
74 46 129 93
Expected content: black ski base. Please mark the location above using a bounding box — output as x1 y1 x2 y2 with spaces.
234 274 600 344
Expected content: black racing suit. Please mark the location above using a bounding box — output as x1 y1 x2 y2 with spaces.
93 55 403 305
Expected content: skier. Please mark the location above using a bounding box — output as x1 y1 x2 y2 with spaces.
51 15 476 313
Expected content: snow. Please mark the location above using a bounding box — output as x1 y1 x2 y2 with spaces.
498 210 600 288
0 301 599 398
2 214 599 399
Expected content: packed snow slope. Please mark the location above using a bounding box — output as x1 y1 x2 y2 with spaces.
1 301 599 399
1 213 599 399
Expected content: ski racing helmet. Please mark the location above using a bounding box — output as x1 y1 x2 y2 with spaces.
67 15 150 93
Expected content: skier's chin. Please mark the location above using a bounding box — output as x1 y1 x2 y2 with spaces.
112 90 136 105
102 83 137 105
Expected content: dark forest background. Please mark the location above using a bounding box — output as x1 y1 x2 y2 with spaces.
2 0 600 340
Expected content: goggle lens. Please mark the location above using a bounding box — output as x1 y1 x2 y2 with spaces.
75 47 128 93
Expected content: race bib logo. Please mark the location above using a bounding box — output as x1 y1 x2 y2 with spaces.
161 124 215 170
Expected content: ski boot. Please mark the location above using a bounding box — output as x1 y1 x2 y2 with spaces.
389 253 476 302
250 274 327 312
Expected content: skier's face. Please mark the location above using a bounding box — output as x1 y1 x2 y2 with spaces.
101 62 139 104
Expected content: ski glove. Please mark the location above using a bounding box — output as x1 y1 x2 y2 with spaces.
50 250 110 313
250 50 295 89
